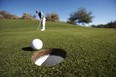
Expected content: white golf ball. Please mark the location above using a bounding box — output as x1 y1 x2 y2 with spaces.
31 39 43 50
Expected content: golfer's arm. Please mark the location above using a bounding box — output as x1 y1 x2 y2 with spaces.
40 17 43 22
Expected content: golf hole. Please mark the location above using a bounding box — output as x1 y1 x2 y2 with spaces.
32 48 67 66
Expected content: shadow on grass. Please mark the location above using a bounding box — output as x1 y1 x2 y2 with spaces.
22 47 34 51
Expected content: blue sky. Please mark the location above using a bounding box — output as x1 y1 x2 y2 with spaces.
0 0 116 25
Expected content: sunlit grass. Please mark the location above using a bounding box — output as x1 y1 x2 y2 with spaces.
0 19 116 77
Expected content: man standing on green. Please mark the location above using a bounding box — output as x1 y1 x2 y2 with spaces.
36 10 46 31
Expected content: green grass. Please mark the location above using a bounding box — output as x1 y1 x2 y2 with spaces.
0 19 116 77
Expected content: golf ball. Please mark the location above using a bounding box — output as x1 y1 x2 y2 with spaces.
31 39 43 50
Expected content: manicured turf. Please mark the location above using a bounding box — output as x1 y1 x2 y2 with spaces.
0 19 116 77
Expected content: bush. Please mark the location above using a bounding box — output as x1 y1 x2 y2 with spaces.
46 13 59 22
21 13 31 19
67 20 77 25
21 13 36 20
0 11 19 19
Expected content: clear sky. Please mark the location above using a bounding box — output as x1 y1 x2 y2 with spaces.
0 0 116 25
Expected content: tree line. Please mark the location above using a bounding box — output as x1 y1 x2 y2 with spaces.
0 10 60 22
0 8 92 24
0 11 19 19
91 21 116 28
0 11 36 20
0 9 115 28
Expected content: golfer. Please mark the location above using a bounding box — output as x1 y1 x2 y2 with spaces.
36 10 46 31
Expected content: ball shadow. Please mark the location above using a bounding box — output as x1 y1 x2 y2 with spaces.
22 47 34 51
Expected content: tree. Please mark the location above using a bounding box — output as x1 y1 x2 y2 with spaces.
46 13 59 22
68 8 93 25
